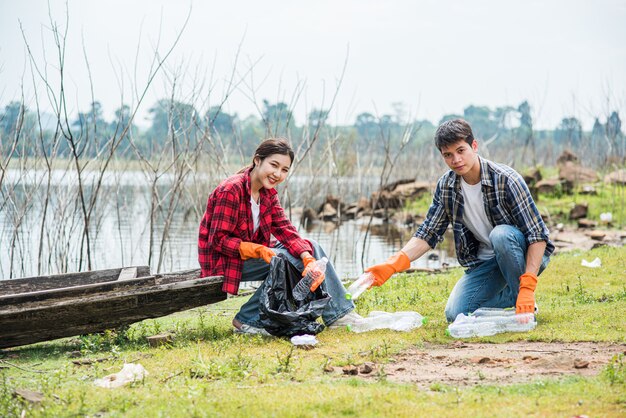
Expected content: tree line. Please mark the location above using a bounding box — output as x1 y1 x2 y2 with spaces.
1 98 623 170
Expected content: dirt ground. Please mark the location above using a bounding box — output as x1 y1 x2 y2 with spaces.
334 342 626 389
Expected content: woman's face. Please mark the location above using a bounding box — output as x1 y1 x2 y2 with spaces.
252 153 292 190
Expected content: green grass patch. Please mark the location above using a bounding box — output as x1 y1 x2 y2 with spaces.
1 246 625 416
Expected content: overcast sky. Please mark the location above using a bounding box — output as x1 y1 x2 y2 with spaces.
1 0 625 130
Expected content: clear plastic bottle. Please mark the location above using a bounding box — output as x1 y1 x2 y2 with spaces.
348 311 426 333
447 310 536 338
292 257 328 301
345 272 375 300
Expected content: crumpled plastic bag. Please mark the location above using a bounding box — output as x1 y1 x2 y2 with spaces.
348 311 426 333
581 257 601 268
290 334 318 346
259 254 331 337
94 363 148 388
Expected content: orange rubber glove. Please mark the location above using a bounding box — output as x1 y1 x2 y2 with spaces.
239 242 275 264
302 255 325 291
365 251 411 287
516 272 538 314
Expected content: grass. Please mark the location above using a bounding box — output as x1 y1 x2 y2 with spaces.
1 246 625 417
406 181 626 228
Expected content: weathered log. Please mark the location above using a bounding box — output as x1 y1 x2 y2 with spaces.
0 269 225 349
0 266 151 296
0 276 157 308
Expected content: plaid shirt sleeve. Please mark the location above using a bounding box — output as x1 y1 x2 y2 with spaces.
504 171 551 246
269 193 313 256
198 187 242 274
413 177 450 248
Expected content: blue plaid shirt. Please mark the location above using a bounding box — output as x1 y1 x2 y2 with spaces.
414 156 554 268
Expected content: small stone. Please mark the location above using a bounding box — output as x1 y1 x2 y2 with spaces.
574 359 589 369
147 333 174 347
588 230 606 241
13 389 44 403
68 351 82 358
359 363 374 374
342 365 358 375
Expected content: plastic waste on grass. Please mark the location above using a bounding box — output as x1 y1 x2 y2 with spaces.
581 257 601 268
94 363 148 388
347 311 426 333
345 272 375 300
290 334 318 346
292 257 328 301
447 308 536 338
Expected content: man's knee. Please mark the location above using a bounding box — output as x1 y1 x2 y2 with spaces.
489 225 523 251
444 301 462 323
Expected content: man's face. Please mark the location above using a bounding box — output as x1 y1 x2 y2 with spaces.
440 139 479 178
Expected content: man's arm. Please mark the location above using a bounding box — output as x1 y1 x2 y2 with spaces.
525 241 546 275
366 237 433 286
401 237 432 261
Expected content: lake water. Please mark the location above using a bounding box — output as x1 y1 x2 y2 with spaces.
0 169 457 281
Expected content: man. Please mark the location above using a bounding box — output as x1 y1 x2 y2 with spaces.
366 119 553 322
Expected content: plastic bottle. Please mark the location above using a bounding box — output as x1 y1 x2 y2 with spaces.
345 272 375 300
292 257 328 301
447 310 536 338
447 314 499 338
348 311 426 333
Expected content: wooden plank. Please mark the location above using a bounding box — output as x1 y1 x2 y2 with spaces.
0 266 151 296
0 276 157 309
0 275 225 349
117 267 138 281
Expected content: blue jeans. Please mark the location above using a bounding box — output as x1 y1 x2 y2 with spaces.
444 225 550 322
234 240 355 327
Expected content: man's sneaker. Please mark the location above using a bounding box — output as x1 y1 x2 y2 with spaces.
233 323 271 336
328 311 364 329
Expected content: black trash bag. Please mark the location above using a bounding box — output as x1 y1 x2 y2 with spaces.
258 254 331 337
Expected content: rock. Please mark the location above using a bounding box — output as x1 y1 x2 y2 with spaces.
359 363 374 374
587 230 606 241
370 190 403 210
342 365 359 375
382 178 416 192
301 208 318 225
558 161 599 185
319 203 338 221
13 389 44 403
569 203 588 220
535 179 563 195
577 218 598 228
147 333 174 347
573 359 589 369
68 351 82 358
344 205 361 220
523 167 542 186
556 150 579 165
604 169 626 185
371 181 430 210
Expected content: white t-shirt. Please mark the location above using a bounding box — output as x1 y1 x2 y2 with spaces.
250 197 261 234
460 178 495 260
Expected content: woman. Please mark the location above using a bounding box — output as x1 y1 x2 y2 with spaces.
198 138 361 334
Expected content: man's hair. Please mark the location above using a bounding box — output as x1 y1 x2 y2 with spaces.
434 119 474 151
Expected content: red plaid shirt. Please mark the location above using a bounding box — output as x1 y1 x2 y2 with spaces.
198 168 312 295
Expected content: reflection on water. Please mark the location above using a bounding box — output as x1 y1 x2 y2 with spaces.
297 217 457 279
0 170 457 280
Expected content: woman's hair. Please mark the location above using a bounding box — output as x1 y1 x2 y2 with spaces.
238 137 294 172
